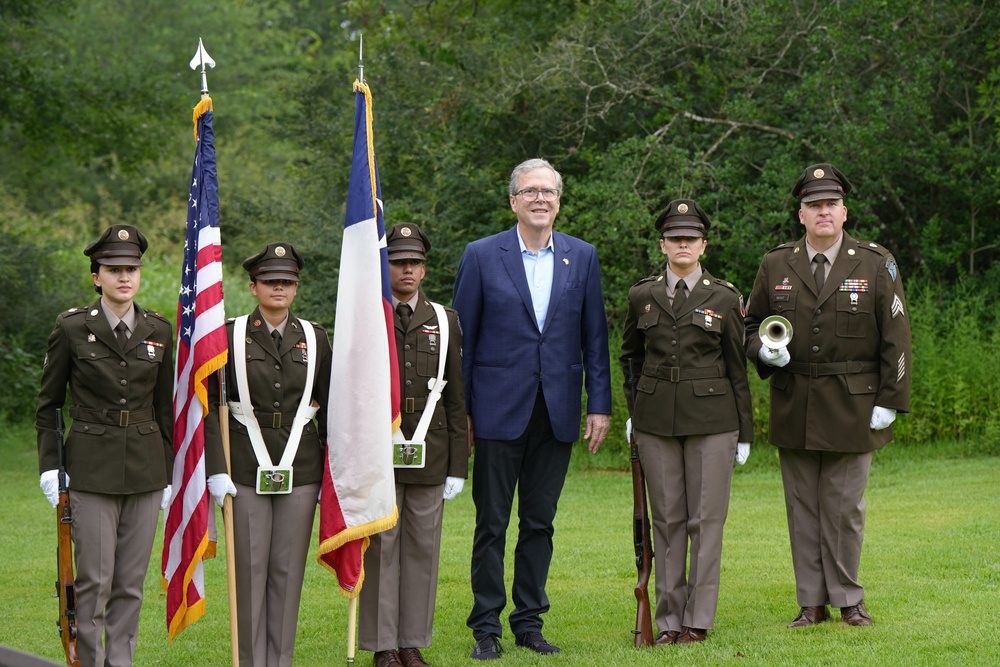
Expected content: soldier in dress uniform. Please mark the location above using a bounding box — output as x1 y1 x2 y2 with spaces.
744 164 911 628
203 242 333 667
36 224 174 667
620 200 753 645
359 223 468 667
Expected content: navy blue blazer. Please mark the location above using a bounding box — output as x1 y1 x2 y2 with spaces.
452 226 612 443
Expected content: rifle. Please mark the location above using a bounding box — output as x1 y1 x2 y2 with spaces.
54 409 81 667
627 359 654 647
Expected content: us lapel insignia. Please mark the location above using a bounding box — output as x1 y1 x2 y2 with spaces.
88 334 96 342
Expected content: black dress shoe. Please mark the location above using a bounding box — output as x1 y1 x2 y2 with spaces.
841 601 873 626
787 605 830 628
470 636 502 661
515 632 561 654
655 630 680 646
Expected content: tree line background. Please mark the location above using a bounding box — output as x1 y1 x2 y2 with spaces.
2 0 998 454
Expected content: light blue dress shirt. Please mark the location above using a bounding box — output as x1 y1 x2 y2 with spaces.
517 229 554 331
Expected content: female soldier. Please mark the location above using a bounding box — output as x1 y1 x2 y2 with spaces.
204 242 332 667
37 224 174 667
620 200 753 645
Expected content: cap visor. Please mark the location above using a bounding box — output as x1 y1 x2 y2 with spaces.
255 271 300 282
96 257 143 267
388 251 426 261
801 191 844 203
661 228 704 238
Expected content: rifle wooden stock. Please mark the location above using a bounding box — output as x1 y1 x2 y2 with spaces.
54 411 81 667
630 434 654 647
626 359 654 647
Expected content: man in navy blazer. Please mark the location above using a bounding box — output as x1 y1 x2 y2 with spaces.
453 158 612 660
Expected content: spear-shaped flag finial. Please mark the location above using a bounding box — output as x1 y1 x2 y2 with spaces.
190 38 216 96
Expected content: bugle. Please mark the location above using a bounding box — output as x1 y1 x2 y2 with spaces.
759 315 793 351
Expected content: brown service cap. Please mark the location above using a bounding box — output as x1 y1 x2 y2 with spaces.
242 242 303 282
792 163 853 203
654 199 710 238
386 223 431 261
84 224 148 266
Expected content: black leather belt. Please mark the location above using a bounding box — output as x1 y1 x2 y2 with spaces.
642 363 727 383
70 406 154 427
785 360 879 378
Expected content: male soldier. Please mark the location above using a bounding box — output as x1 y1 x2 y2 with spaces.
359 223 468 667
744 164 911 628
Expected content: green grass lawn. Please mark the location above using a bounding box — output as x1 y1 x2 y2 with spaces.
2 422 997 666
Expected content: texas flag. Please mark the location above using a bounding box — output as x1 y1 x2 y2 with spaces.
316 79 399 595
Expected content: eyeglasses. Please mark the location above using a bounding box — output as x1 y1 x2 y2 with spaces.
513 187 560 202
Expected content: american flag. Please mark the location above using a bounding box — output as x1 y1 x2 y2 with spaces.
317 80 399 595
162 96 228 639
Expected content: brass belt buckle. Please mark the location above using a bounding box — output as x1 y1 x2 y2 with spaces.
118 410 129 427
670 367 680 383
271 413 282 429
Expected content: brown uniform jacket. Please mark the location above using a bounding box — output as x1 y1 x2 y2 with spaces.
204 307 332 486
395 294 469 485
744 232 912 452
620 269 754 442
36 300 175 494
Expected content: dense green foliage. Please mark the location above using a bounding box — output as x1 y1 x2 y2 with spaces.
2 1 998 448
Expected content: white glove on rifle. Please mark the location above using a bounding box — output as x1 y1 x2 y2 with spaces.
735 442 750 465
870 406 897 430
625 418 633 442
759 345 791 367
443 476 465 500
208 473 237 507
40 469 63 508
160 485 173 510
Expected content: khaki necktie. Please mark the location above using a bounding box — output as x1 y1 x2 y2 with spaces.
673 279 688 315
114 321 128 350
396 302 412 330
814 253 828 292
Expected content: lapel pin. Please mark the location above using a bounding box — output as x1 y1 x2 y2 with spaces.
563 258 569 265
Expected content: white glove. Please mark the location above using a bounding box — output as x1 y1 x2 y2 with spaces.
735 442 750 465
160 485 173 510
207 473 237 507
870 406 897 430
443 476 465 500
759 345 791 367
625 418 633 442
40 469 62 508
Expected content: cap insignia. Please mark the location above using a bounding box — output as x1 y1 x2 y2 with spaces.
118 229 130 240
401 227 412 237
813 168 825 178
677 203 689 214
275 246 286 257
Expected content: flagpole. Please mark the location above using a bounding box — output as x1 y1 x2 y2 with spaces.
219 372 240 667
189 37 237 667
